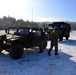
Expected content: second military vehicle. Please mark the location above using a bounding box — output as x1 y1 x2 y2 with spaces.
44 22 71 41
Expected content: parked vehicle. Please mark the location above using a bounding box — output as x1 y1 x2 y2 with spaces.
44 22 71 41
0 27 47 59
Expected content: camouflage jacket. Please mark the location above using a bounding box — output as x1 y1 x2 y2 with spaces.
49 30 59 41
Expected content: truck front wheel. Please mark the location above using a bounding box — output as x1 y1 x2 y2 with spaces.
9 44 24 59
66 33 69 40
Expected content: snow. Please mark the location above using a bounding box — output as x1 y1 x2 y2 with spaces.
0 30 76 75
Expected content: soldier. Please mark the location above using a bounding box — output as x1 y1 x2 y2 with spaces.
48 27 59 56
38 30 46 53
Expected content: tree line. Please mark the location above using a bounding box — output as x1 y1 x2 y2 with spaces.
0 16 45 30
0 16 76 30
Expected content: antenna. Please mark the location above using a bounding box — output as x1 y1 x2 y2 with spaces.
32 8 33 22
32 8 33 27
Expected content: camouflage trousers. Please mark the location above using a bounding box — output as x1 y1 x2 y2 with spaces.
48 41 58 54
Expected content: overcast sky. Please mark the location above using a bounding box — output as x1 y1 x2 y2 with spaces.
0 0 76 22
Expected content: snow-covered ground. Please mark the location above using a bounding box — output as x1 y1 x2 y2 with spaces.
0 30 76 75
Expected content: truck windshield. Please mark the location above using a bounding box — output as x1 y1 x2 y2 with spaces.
18 28 29 35
8 28 17 34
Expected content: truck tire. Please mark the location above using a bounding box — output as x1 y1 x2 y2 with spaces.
66 33 69 40
9 44 24 59
59 36 63 41
66 36 69 40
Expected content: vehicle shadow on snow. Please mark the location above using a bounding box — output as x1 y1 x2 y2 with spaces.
59 39 76 46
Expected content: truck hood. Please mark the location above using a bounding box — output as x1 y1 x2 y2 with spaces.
6 34 21 41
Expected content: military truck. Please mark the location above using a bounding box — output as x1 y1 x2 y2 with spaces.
44 22 71 41
0 27 47 59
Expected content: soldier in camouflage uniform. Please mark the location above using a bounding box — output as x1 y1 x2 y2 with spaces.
48 27 59 56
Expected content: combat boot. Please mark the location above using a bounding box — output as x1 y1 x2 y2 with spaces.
47 52 51 56
38 51 43 53
55 53 59 55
